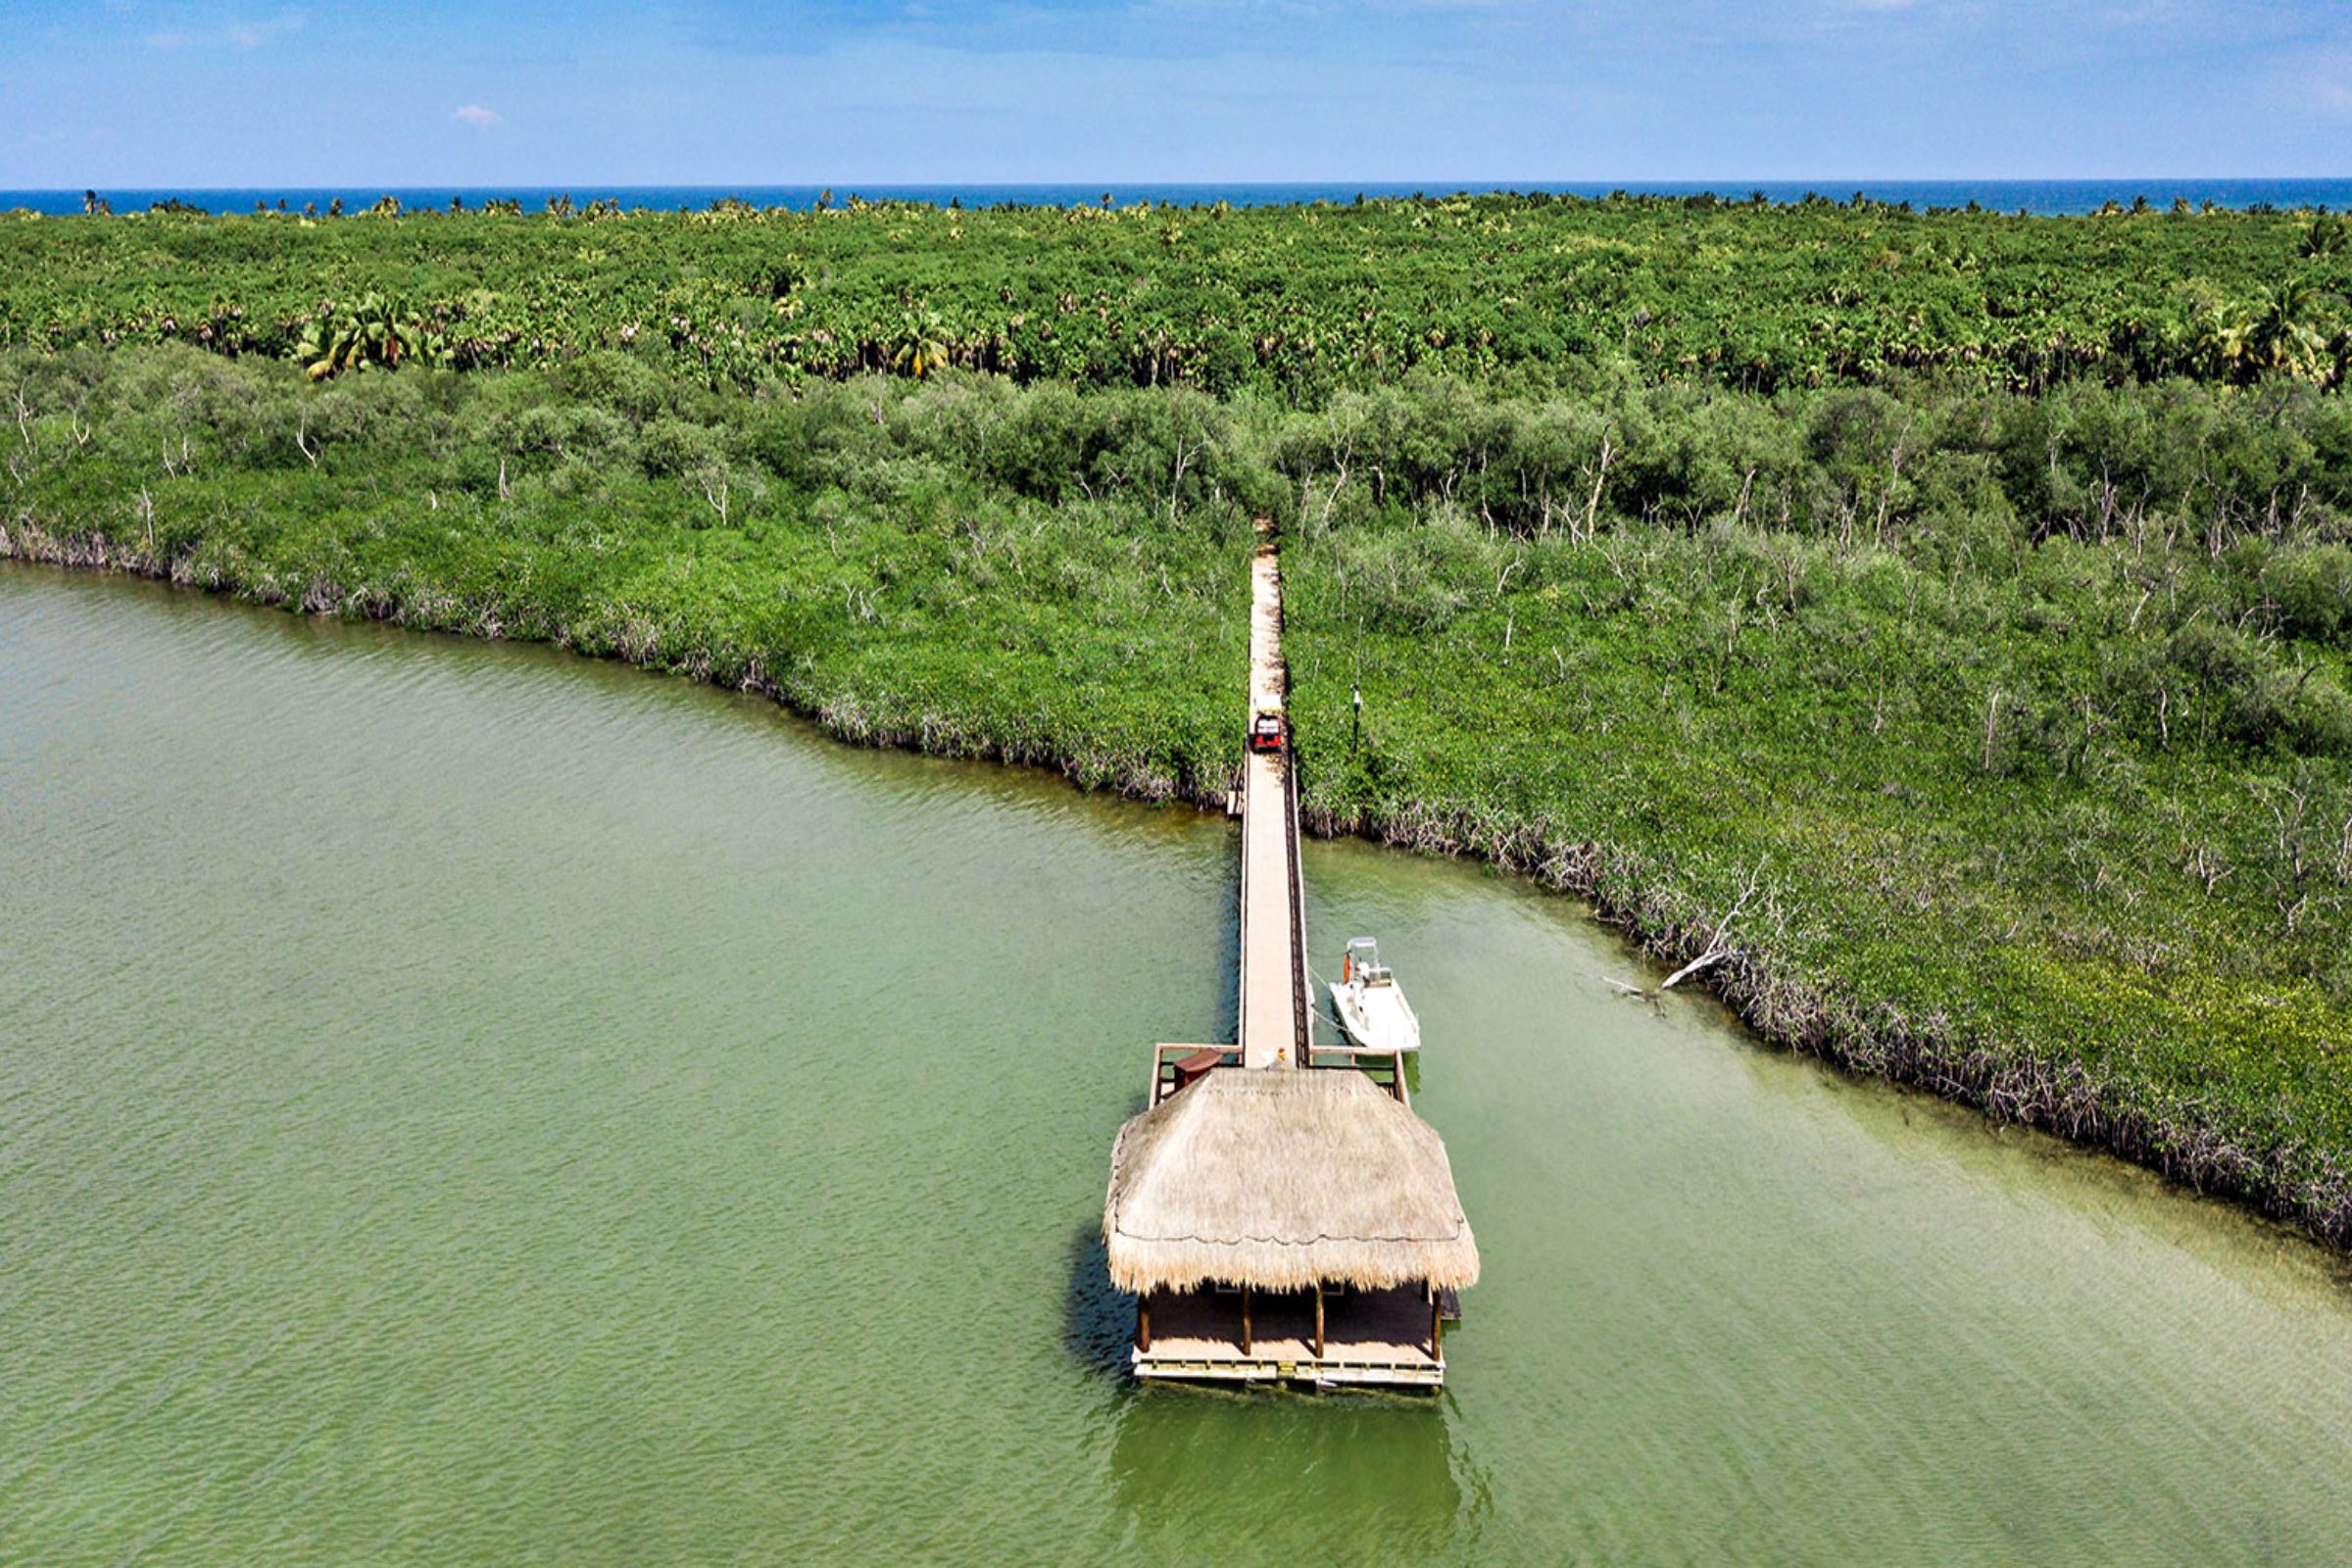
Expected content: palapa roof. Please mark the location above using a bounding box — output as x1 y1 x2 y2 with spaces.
1102 1068 1480 1295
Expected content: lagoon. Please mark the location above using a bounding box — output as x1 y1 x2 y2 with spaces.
5 565 2352 1564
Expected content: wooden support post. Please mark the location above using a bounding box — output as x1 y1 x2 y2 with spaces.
1313 1284 1326 1360
1138 1293 1152 1352
1431 1298 1444 1360
1241 1285 1253 1356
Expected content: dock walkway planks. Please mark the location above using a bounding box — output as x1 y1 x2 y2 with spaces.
1238 542 1307 1069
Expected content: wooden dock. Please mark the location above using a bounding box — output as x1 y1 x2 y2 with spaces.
1237 541 1308 1069
1102 529 1479 1393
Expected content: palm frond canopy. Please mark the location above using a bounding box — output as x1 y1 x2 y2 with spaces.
1102 1068 1480 1295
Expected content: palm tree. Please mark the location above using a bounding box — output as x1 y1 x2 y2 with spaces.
888 308 950 378
2187 300 2252 381
2246 277 2330 380
2300 214 2350 259
295 293 448 379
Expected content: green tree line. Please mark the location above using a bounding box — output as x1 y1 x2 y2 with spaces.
3 345 2347 1243
4 193 2350 399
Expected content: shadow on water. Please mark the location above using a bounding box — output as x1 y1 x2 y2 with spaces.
1211 825 1243 1046
1063 1223 1136 1378
1107 1379 1472 1560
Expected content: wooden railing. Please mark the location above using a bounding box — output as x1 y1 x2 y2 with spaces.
1283 748 1310 1065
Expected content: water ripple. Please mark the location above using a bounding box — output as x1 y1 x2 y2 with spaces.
7 566 2352 1565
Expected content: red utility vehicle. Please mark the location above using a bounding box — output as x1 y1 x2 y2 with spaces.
1247 709 1287 755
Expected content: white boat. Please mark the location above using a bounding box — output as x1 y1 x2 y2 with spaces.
1328 937 1422 1054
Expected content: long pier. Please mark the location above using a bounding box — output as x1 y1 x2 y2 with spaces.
1103 532 1478 1392
1237 541 1310 1069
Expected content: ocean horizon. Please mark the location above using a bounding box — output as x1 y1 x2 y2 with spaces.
9 177 2352 218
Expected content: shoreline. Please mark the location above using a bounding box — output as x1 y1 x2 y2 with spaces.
11 523 2348 1254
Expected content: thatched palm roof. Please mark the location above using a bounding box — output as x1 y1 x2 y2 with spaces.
1103 1068 1480 1294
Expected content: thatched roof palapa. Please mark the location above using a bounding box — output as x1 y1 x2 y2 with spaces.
1102 1068 1480 1295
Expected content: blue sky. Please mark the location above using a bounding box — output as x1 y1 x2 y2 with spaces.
2 1 2348 186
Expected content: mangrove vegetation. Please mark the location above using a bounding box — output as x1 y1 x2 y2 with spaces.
4 195 2349 1246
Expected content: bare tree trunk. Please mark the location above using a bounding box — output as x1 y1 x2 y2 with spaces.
1582 425 1617 544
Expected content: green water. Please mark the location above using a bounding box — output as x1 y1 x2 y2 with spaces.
6 565 2352 1566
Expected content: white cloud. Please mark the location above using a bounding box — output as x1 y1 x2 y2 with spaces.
452 104 505 127
143 10 303 50
2288 47 2352 119
226 14 302 47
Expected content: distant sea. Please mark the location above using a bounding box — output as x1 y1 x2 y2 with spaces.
8 178 2352 218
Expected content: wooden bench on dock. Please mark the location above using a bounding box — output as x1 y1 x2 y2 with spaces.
1149 1045 1240 1106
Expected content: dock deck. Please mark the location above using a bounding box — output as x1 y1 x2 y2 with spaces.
1134 1285 1446 1389
1238 542 1307 1069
